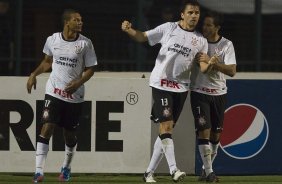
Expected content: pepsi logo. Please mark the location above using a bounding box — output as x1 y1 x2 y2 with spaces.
220 104 269 159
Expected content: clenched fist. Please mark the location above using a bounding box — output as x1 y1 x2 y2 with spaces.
121 20 132 32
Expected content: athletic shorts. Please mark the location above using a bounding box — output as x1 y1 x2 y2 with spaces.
190 91 226 133
151 87 188 124
41 94 82 131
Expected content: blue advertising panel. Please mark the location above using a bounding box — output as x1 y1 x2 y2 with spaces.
195 80 282 175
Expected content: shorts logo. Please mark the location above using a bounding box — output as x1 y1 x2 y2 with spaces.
220 104 269 159
42 109 49 120
163 107 171 117
198 116 206 126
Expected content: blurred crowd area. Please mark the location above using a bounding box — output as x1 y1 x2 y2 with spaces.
0 0 282 76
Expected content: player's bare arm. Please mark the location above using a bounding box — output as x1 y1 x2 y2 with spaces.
213 63 236 77
196 53 219 73
27 54 52 93
65 66 95 94
121 20 148 42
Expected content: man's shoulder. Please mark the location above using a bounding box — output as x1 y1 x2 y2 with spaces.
78 34 92 43
48 32 60 38
220 36 232 43
191 31 207 46
155 21 177 30
193 31 205 39
46 32 61 42
219 36 234 47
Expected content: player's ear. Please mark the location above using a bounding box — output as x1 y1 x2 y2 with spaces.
181 12 184 20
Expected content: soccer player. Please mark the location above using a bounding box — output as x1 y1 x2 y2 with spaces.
122 0 216 182
190 11 237 182
26 9 97 183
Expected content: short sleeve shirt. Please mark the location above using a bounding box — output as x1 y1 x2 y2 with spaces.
43 33 97 103
146 22 208 92
190 36 236 95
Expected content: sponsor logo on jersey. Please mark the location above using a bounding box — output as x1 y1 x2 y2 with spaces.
167 43 192 57
55 57 78 68
196 87 218 94
220 104 269 159
54 88 74 99
160 79 180 89
59 57 78 63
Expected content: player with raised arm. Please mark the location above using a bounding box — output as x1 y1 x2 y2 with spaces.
122 0 217 182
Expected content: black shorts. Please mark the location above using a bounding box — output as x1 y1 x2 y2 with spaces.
151 87 188 124
41 94 82 131
190 91 226 133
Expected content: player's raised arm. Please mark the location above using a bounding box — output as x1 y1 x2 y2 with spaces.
121 20 148 42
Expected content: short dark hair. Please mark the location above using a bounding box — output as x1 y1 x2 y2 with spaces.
205 11 224 27
62 9 79 25
180 0 200 13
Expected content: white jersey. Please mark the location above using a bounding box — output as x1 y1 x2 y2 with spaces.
146 22 208 93
43 32 97 103
190 36 236 95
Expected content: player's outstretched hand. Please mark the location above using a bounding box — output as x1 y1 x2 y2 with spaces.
27 74 37 94
121 20 132 32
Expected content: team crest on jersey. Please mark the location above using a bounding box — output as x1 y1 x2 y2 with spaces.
42 109 49 120
198 116 206 126
163 107 172 117
74 44 83 54
215 47 223 56
191 37 198 46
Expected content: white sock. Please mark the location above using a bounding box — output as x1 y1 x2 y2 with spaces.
210 142 219 163
62 144 77 169
146 136 164 173
199 144 213 175
202 142 219 170
161 137 177 174
35 142 49 174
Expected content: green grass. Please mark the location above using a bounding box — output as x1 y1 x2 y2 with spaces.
0 173 282 184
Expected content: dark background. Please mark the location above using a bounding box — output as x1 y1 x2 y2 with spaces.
1 0 281 76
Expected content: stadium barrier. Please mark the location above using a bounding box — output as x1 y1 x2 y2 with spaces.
0 72 281 174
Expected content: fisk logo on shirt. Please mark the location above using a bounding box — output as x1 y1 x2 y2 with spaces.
160 79 180 89
54 88 74 99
